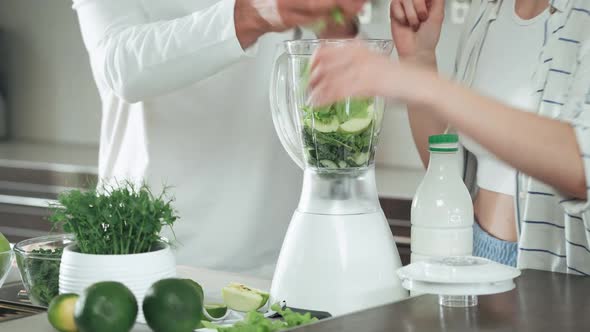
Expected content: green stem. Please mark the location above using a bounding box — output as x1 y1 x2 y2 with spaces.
315 132 354 150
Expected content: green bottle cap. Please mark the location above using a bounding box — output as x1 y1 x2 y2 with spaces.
429 134 459 144
429 134 459 152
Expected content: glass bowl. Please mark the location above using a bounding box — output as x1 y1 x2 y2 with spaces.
0 250 14 289
14 234 74 306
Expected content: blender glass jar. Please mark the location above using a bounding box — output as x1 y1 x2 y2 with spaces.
270 39 393 172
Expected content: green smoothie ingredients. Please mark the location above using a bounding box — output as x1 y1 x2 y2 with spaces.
222 283 270 312
48 293 79 332
74 281 137 332
142 278 204 332
15 248 63 306
49 183 178 255
298 59 380 170
203 304 318 332
302 99 377 169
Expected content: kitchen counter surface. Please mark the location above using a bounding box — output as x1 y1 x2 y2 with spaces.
295 269 590 332
2 269 589 331
0 141 98 174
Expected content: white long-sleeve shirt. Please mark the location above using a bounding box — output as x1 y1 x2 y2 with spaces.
72 0 303 277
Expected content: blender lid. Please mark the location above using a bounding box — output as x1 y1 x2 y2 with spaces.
400 279 516 296
397 256 521 285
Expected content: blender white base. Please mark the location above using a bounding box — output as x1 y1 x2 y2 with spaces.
270 210 408 316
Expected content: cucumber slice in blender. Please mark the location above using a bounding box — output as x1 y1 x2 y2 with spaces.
339 105 374 134
351 152 370 166
222 283 269 312
305 117 339 133
319 160 339 169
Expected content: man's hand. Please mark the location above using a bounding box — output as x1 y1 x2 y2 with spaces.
390 0 444 66
235 0 366 49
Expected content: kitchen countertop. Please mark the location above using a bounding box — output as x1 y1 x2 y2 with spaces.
295 269 590 332
0 141 98 174
2 269 589 331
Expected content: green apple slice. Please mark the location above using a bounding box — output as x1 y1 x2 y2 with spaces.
222 283 269 312
305 117 339 133
339 104 374 134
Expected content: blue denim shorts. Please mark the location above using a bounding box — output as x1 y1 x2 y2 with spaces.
473 221 518 267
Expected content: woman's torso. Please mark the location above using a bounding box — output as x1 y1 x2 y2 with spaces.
460 0 549 241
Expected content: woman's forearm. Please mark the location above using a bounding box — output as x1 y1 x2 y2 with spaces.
406 72 587 199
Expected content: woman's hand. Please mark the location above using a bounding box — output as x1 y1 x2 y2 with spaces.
309 43 431 106
390 0 445 64
309 43 392 105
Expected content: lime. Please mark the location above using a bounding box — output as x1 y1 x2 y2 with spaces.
143 278 204 332
74 282 137 332
184 278 204 302
222 283 269 312
0 232 10 279
0 232 9 253
48 294 79 332
204 304 228 319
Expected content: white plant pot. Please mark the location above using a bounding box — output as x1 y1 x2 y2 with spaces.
59 242 176 324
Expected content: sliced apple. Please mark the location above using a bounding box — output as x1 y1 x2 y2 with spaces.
222 283 269 312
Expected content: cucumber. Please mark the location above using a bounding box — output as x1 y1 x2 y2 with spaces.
305 117 339 133
339 105 374 134
319 160 339 169
351 152 370 166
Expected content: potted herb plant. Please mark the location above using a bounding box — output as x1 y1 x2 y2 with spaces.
50 183 178 323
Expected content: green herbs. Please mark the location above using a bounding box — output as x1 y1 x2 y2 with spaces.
203 304 318 332
49 183 178 255
16 248 63 306
308 7 346 33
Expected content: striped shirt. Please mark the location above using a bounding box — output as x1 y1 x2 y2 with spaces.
456 0 590 276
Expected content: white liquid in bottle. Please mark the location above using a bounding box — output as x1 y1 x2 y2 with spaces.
411 134 474 263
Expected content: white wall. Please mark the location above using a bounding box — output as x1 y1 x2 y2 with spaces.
0 0 101 145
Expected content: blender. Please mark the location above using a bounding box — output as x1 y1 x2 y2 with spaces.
269 39 408 316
